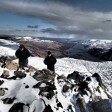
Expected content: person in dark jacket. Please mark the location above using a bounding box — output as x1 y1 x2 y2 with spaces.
44 51 57 72
15 44 31 69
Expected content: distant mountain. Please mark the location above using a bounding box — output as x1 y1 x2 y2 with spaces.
59 39 112 61
1 35 112 61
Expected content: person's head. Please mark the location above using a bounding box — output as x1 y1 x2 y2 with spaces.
19 44 25 51
47 51 52 56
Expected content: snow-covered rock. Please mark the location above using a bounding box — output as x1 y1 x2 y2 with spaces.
0 67 111 112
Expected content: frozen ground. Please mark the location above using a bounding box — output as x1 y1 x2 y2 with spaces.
28 57 112 93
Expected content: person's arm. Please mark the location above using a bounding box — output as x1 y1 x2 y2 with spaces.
28 50 34 57
53 56 57 64
15 50 19 58
44 57 48 65
26 49 33 57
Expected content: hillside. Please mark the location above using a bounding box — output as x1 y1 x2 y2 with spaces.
60 39 112 61
0 37 112 112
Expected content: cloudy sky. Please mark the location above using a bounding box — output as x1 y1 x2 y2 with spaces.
0 0 112 39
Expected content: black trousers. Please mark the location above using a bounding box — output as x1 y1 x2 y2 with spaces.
47 64 55 72
19 59 28 69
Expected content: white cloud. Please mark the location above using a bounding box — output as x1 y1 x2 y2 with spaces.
0 0 112 39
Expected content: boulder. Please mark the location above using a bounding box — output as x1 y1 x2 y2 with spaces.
62 84 70 93
9 102 25 112
92 99 112 112
0 88 5 96
67 105 74 112
2 97 16 104
0 80 4 86
67 71 84 83
76 98 89 112
6 60 18 70
14 71 26 79
0 56 18 70
43 105 53 112
56 101 63 109
92 73 103 87
33 69 55 81
0 56 7 63
33 81 56 99
1 70 9 78
25 66 37 73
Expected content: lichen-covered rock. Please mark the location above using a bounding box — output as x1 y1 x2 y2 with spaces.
1 70 9 78
0 88 5 96
25 66 37 73
6 60 18 70
33 69 56 81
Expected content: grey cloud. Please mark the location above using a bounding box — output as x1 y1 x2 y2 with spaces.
0 0 112 39
41 28 56 33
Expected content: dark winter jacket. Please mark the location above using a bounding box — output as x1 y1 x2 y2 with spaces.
15 48 31 61
44 55 57 66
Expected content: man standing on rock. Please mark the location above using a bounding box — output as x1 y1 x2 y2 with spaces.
44 51 57 72
15 44 32 70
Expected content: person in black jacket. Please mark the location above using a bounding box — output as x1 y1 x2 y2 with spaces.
44 51 57 72
15 44 31 69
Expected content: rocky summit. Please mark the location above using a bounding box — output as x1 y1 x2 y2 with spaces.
0 63 111 112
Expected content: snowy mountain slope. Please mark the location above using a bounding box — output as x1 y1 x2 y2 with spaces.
28 57 112 93
16 36 54 43
0 38 112 92
0 38 112 112
16 37 64 58
0 39 18 57
68 39 112 49
59 39 112 61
